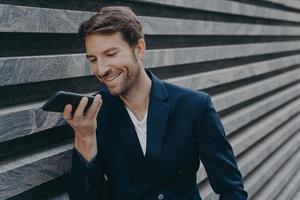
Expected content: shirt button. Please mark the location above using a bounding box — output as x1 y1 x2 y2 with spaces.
158 193 164 199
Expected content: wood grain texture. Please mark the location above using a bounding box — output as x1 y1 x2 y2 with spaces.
2 4 300 35
2 41 300 86
133 0 300 22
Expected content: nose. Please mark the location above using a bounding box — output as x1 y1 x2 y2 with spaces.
94 61 109 77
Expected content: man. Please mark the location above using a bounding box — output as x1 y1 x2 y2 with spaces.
64 6 248 200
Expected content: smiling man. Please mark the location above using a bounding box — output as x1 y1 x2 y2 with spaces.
64 6 247 200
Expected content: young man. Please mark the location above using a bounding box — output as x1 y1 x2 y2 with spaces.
63 6 248 200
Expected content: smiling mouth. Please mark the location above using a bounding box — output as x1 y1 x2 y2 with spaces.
104 72 122 83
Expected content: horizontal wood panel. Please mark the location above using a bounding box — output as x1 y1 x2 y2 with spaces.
167 54 300 90
229 96 300 155
197 96 300 183
252 150 300 199
2 4 300 35
273 169 300 200
221 83 300 135
0 142 72 199
140 16 300 36
213 68 300 112
264 0 300 10
138 41 300 68
0 4 92 33
245 135 300 198
238 115 300 178
202 130 300 199
2 41 300 86
133 0 300 23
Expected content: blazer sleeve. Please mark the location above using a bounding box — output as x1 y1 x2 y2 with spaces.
196 93 248 200
68 148 106 200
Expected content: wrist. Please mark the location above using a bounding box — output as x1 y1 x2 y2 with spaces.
74 133 97 161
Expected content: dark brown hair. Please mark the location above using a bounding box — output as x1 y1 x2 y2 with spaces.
78 6 144 48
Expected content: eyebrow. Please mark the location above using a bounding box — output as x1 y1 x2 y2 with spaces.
86 47 119 59
103 47 119 54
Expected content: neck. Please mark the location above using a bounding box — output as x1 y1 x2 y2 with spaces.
119 69 152 114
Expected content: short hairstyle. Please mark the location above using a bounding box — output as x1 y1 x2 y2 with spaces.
78 6 144 48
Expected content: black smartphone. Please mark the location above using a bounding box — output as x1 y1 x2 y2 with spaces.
42 91 95 114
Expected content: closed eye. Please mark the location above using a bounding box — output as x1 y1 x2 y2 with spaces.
107 52 118 57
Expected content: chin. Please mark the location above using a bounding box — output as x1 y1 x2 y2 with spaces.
107 86 123 97
107 88 118 96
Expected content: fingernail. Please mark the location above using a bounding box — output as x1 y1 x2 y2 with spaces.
94 94 99 101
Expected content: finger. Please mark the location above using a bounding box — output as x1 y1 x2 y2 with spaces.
63 104 73 121
74 97 88 118
86 94 102 119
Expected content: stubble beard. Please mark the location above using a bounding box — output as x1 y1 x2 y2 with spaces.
111 50 141 98
117 62 141 98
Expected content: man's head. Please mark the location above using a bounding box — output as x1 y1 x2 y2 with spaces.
78 6 146 97
79 6 144 48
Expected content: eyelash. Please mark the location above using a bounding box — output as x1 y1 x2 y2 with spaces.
89 52 117 63
107 52 117 57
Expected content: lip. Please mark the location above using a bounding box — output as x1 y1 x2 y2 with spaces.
104 72 122 85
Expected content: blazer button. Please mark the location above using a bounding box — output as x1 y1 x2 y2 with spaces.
84 176 90 191
158 193 164 199
84 183 90 192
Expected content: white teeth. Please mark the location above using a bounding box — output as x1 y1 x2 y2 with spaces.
106 73 120 82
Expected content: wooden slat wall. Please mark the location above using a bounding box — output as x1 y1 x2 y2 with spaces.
1 0 300 199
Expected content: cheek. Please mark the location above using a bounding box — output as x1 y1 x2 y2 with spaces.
91 64 99 76
115 52 136 65
90 64 95 74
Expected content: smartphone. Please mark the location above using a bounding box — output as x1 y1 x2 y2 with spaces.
42 91 95 114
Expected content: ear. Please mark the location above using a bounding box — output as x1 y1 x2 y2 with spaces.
134 39 146 60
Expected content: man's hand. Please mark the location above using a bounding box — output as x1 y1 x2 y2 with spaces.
63 94 102 161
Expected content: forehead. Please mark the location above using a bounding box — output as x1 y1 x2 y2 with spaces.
85 32 130 54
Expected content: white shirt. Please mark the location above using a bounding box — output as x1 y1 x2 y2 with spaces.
125 106 148 156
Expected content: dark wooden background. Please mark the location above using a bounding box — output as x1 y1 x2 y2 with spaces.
1 0 300 199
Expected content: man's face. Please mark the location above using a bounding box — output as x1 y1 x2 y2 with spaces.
85 32 143 96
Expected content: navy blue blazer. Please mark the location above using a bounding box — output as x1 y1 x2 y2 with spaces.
68 70 247 200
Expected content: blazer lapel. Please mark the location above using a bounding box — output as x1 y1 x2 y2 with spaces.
129 70 171 197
